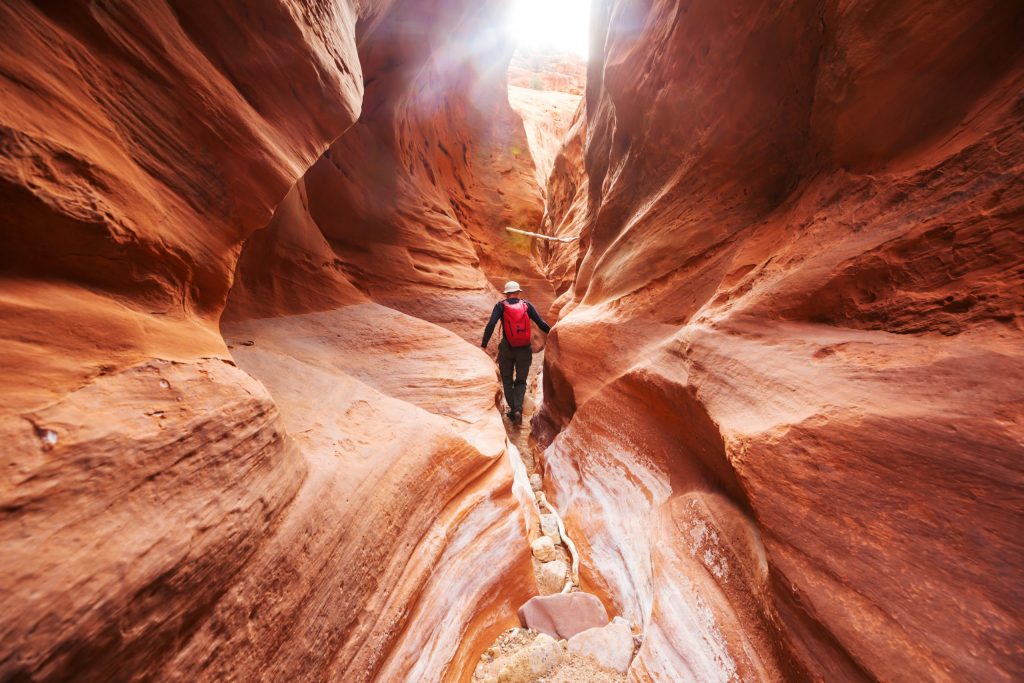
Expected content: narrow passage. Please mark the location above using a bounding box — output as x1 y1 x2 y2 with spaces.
471 352 644 682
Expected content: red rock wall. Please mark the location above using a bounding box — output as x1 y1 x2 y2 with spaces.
227 0 556 337
0 0 366 413
537 101 589 303
0 1 540 680
6 0 1019 679
537 0 1024 681
507 84 583 315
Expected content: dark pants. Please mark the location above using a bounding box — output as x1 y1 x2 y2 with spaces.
497 339 532 415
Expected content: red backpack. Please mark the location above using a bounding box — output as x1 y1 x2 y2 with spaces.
501 300 532 347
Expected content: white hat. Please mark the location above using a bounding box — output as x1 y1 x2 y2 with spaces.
503 280 521 294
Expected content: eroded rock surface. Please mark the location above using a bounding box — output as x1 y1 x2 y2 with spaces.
536 102 588 302
567 622 635 674
509 49 587 96
508 86 582 199
536 1 1024 682
0 0 366 413
0 0 542 680
208 306 531 681
3 0 1021 680
227 1 556 339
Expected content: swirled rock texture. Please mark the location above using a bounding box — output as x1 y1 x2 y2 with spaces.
1 0 540 680
227 0 556 339
0 0 365 412
537 1 1024 682
537 101 588 303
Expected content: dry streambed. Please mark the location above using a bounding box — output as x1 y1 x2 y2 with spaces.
472 363 644 682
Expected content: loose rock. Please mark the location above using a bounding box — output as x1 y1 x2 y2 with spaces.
531 535 557 562
537 559 568 594
567 622 634 673
518 592 609 639
493 632 564 682
539 514 561 545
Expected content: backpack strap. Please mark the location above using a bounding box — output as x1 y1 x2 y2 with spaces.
499 299 510 343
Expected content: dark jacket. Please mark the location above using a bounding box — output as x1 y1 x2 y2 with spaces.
481 297 550 347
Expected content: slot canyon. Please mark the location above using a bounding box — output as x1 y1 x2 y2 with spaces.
0 0 1021 681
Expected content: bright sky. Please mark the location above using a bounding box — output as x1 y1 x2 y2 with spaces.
507 0 591 58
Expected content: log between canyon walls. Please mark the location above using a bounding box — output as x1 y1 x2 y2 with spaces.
537 0 1024 681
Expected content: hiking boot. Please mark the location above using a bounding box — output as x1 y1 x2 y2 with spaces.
512 411 523 426
506 409 516 421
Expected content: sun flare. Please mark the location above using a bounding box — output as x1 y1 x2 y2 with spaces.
507 0 591 58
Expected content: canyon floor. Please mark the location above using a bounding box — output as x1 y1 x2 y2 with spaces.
470 351 638 683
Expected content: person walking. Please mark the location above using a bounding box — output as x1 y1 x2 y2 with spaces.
481 281 551 425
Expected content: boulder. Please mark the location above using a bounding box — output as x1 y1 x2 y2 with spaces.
517 592 610 639
531 535 557 562
567 622 634 673
536 559 567 595
493 633 564 683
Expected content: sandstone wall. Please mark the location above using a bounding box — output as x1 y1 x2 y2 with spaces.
538 101 589 303
537 0 1024 681
4 0 1021 680
0 1 539 680
508 86 581 203
227 0 556 338
0 0 367 413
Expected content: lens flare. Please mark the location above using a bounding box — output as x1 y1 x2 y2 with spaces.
507 0 591 58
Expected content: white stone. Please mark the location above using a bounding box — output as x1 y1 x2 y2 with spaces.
537 559 567 595
495 633 564 682
531 535 557 562
539 514 561 545
529 473 543 491
567 622 634 673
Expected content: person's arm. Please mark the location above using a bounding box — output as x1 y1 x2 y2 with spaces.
526 302 551 333
481 303 503 347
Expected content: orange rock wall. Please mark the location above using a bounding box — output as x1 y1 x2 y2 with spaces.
5 0 1019 680
537 101 589 303
537 0 1024 681
227 0 555 337
0 0 366 413
1 1 539 680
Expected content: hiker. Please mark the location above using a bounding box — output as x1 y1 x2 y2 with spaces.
481 281 551 425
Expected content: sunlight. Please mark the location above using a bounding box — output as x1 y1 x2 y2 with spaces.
507 0 591 59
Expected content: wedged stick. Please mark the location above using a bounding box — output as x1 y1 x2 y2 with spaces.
506 227 578 243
